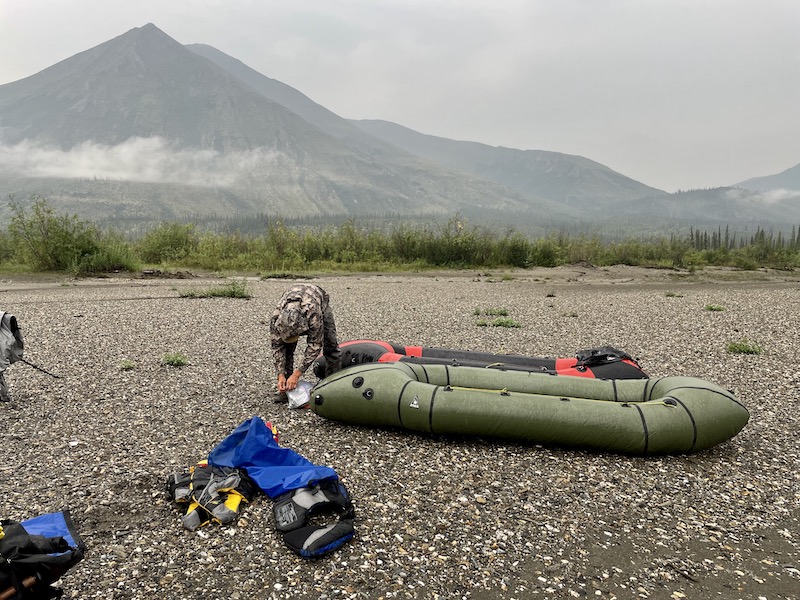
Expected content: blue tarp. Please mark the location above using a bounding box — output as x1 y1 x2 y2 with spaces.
207 416 338 498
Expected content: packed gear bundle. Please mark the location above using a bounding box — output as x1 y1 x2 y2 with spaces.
166 461 259 531
167 417 354 557
0 311 24 403
272 479 355 557
0 511 84 600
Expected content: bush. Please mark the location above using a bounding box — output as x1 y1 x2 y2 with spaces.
162 352 188 367
0 230 14 263
475 308 509 316
179 281 252 299
7 197 100 271
726 338 762 355
491 317 522 328
72 231 139 274
136 223 197 264
528 238 562 267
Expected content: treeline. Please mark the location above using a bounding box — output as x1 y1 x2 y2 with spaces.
1 198 799 275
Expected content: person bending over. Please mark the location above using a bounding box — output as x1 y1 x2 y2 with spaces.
270 284 341 398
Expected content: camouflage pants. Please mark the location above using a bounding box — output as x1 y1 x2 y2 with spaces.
320 303 342 375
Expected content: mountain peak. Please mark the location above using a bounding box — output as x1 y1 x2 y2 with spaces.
0 23 304 150
97 23 187 71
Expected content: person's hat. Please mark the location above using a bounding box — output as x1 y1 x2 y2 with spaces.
276 308 305 343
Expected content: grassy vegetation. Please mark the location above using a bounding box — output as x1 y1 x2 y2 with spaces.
474 308 510 316
704 304 725 311
4 198 138 275
726 338 763 355
178 281 252 299
475 317 522 328
161 352 188 367
2 197 800 275
490 317 522 328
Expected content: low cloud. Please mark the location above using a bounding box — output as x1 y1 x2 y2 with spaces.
0 137 280 186
726 186 800 205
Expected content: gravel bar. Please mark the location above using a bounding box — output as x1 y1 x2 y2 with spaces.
1 266 799 599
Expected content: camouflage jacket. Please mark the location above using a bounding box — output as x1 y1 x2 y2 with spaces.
270 284 328 376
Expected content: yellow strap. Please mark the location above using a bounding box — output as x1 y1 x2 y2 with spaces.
223 491 245 513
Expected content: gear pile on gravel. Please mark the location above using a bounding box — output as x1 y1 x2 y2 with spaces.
1 266 798 599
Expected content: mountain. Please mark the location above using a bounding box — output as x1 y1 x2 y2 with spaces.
0 24 326 152
736 163 800 193
0 24 549 222
614 187 800 226
184 42 576 218
349 119 664 206
1 23 797 232
185 43 389 155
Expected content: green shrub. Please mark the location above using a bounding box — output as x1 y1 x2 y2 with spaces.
491 317 522 328
730 254 759 271
475 308 509 316
8 197 101 271
528 238 562 267
72 231 139 275
4 197 139 275
179 281 252 299
136 223 197 264
0 230 14 263
726 338 762 355
119 359 136 371
704 304 725 312
162 352 188 367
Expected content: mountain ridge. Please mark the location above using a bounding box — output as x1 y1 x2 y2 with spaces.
736 163 800 193
1 24 550 220
350 118 665 205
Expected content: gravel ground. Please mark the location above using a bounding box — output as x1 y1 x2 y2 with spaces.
1 266 799 600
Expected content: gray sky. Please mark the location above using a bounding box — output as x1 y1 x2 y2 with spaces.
1 0 799 192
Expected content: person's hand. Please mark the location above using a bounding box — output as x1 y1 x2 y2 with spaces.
277 374 288 392
285 370 301 390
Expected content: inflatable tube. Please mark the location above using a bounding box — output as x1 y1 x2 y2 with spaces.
314 339 648 380
310 362 749 455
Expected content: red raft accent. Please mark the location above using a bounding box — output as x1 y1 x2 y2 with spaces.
315 340 647 380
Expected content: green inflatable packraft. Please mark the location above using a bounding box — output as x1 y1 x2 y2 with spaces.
310 362 749 455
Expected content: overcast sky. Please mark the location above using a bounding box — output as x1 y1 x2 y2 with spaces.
1 0 799 192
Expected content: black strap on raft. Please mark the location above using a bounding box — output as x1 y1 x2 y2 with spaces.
575 346 636 367
273 479 355 558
